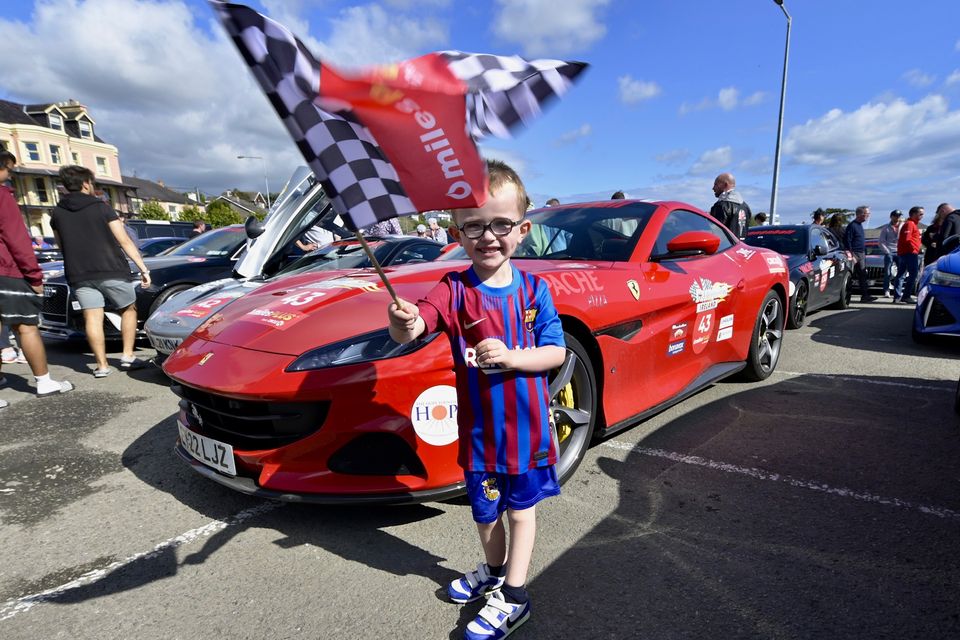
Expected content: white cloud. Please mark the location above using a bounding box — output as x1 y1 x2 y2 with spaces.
655 148 690 165
689 146 732 175
680 86 764 114
618 75 661 105
556 123 592 145
903 69 936 87
0 0 448 195
947 69 960 86
493 0 610 57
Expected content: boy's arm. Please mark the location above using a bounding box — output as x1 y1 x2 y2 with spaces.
387 298 426 344
475 341 565 372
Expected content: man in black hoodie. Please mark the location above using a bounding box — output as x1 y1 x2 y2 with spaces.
710 173 751 239
51 165 151 377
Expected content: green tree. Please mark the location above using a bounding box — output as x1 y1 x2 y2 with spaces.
204 200 245 227
180 205 203 223
139 200 169 221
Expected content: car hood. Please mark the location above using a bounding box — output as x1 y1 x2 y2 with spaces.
145 277 258 334
935 249 960 275
190 259 587 356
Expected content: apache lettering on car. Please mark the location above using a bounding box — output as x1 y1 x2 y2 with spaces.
542 271 604 296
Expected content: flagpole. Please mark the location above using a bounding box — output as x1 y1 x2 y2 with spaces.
353 230 402 307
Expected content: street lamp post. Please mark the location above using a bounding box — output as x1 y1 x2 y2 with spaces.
769 0 791 223
236 155 271 210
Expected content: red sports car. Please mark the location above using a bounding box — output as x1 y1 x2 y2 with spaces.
164 200 789 503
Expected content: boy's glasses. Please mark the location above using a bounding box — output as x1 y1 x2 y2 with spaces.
457 218 522 239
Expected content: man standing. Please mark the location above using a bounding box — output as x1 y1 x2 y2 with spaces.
190 220 207 237
893 206 924 305
0 150 73 405
877 210 903 298
936 204 960 251
427 217 448 244
362 216 403 236
51 165 152 377
710 173 751 239
844 205 876 302
753 212 768 226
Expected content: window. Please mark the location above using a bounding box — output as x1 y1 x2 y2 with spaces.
810 228 831 255
49 114 63 131
71 151 80 164
95 156 108 175
652 209 735 258
393 243 443 264
0 140 7 151
34 178 49 203
49 145 62 165
24 142 40 162
168 205 177 214
79 121 92 139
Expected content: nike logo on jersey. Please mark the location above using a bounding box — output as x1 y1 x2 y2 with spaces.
463 317 486 329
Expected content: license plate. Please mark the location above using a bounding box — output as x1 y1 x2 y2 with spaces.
150 335 182 354
178 422 237 476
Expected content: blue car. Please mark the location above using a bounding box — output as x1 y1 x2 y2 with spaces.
913 237 960 343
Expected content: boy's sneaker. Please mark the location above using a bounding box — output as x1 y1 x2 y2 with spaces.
448 563 505 604
464 590 530 640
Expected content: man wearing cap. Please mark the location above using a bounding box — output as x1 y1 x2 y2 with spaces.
877 210 903 298
427 217 448 244
415 224 428 237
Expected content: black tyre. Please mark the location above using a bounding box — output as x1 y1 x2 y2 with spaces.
548 333 597 485
912 325 932 345
954 376 960 416
740 290 784 382
829 273 852 310
148 284 196 318
787 279 808 329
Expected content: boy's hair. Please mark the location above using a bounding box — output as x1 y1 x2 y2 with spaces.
59 164 95 192
0 150 16 168
485 159 528 218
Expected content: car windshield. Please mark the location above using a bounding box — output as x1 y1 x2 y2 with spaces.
273 241 390 277
744 227 808 255
441 202 657 261
164 227 246 257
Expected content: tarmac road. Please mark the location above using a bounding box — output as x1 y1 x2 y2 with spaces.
1 301 958 639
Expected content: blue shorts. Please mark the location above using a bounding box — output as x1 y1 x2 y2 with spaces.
465 466 560 524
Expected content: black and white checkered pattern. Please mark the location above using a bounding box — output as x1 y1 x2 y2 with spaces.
212 2 587 230
440 52 587 140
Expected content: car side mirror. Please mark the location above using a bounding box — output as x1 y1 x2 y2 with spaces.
813 244 826 257
244 215 265 239
664 231 721 257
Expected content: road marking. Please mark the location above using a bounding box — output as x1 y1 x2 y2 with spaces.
776 370 955 392
602 441 960 522
0 501 283 621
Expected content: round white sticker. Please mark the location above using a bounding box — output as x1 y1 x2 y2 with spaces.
410 385 459 446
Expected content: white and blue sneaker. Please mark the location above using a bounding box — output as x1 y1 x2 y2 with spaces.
464 590 530 640
448 563 505 604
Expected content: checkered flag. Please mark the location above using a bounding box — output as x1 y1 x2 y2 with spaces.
211 1 586 231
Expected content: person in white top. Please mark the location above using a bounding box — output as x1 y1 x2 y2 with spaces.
877 209 902 298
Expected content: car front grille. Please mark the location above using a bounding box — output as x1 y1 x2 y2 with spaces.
172 383 329 450
41 283 69 325
865 266 885 280
927 298 956 328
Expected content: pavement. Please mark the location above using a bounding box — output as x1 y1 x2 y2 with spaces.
0 300 958 639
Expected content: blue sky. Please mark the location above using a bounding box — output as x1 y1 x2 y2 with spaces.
2 0 959 224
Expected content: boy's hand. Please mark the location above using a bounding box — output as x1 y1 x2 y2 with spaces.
388 298 420 331
474 338 511 368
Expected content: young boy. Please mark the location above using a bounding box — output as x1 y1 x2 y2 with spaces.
388 160 566 639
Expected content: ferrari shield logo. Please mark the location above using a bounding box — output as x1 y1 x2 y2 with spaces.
524 307 537 332
627 280 640 300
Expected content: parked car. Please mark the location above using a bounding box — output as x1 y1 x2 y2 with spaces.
39 167 331 342
127 219 196 240
912 236 960 343
146 234 445 357
137 236 186 257
744 224 853 328
33 236 62 263
164 200 789 504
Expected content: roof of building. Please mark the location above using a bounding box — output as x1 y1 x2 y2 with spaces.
0 99 108 143
123 175 191 205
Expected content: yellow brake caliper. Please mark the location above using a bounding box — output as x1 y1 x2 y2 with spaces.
554 382 575 444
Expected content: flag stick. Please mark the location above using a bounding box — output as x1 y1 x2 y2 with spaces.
353 230 402 307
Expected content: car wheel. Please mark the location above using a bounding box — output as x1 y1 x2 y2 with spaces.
148 284 195 318
787 279 808 329
740 290 784 382
829 273 852 310
548 333 597 485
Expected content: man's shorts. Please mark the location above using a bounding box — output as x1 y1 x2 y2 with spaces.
74 279 137 310
464 466 561 524
0 276 42 326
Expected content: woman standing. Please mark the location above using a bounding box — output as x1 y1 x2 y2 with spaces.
922 203 952 266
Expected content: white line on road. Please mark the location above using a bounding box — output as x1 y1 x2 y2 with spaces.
0 501 283 622
602 441 960 522
776 370 955 392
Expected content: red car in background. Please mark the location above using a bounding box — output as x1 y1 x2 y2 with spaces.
164 200 789 503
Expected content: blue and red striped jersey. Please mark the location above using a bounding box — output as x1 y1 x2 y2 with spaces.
418 265 565 473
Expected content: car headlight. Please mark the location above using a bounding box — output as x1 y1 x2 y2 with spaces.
930 269 960 287
286 329 439 371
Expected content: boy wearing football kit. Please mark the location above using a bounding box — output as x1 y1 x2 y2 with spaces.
388 160 565 639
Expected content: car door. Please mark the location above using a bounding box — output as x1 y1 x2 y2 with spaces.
808 226 836 307
640 208 741 407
